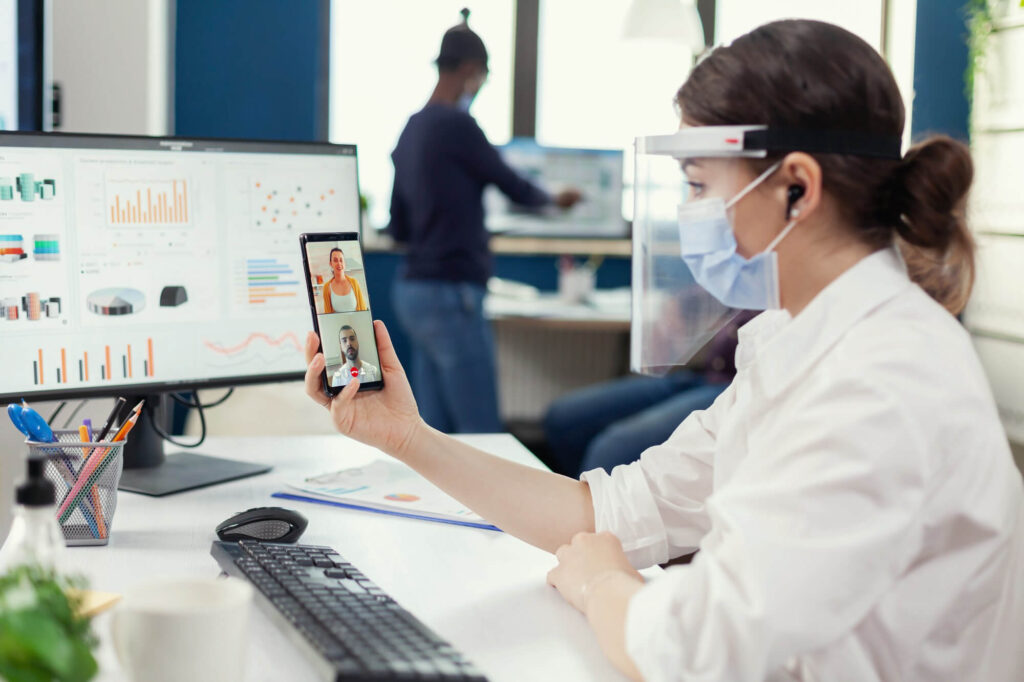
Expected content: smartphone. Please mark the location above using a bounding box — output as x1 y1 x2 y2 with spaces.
299 232 384 395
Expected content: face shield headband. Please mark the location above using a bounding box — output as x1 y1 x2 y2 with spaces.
630 125 902 376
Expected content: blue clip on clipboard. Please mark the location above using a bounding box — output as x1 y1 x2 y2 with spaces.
272 492 503 532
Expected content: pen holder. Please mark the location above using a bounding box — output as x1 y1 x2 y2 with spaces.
28 430 126 546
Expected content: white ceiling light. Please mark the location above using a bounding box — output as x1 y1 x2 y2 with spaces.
622 0 706 55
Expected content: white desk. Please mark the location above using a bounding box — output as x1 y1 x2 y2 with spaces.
68 434 633 681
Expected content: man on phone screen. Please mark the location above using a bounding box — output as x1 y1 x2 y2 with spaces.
331 325 380 387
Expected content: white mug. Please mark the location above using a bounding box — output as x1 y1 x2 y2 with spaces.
111 577 253 682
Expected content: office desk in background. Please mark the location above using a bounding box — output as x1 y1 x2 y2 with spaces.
363 236 634 425
485 292 631 423
70 434 638 682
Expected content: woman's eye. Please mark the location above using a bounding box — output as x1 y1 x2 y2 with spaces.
686 181 706 198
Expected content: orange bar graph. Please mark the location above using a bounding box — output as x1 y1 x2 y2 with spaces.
105 345 111 381
84 352 89 381
127 344 133 378
147 338 154 376
38 349 43 385
61 348 67 384
108 180 190 225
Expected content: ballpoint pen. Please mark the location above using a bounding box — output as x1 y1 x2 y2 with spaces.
96 397 127 442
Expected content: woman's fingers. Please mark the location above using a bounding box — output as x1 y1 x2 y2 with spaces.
374 320 405 375
304 352 330 408
304 331 320 364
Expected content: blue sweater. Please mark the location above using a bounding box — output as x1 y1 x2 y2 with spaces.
388 104 550 285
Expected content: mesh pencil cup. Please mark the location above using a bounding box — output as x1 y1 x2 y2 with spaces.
28 430 126 546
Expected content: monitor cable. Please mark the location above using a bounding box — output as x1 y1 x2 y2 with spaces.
144 389 234 449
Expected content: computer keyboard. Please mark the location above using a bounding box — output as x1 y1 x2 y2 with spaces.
211 540 488 681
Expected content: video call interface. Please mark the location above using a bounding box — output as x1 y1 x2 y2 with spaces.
306 239 380 388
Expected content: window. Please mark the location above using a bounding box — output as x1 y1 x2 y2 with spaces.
535 0 695 152
329 1 515 229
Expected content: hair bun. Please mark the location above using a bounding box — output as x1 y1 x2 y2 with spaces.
890 135 973 251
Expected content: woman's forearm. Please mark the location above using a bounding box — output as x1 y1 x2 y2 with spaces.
394 422 595 553
585 572 645 681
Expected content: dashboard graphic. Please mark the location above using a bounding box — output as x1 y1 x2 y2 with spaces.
0 133 360 399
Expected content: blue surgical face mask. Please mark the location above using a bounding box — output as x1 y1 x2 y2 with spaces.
677 162 798 310
456 92 475 112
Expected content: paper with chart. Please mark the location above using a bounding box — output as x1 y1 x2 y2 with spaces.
287 460 486 523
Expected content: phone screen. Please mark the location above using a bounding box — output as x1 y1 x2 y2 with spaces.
299 232 383 394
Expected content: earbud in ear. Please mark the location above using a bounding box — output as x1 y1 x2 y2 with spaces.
786 185 805 219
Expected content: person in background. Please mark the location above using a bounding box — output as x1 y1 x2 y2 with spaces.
321 247 368 313
387 8 580 433
544 310 757 477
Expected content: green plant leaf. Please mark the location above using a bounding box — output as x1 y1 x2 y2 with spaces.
0 565 98 682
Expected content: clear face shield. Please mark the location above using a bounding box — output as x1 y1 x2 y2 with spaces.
631 126 771 376
630 125 904 376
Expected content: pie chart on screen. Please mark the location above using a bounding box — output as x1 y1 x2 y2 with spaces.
385 493 420 502
87 287 146 316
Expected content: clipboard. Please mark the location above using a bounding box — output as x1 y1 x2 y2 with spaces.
271 492 503 532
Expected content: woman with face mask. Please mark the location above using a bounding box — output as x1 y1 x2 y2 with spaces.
306 19 1022 681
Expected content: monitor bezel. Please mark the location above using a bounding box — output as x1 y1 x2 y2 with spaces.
0 130 360 402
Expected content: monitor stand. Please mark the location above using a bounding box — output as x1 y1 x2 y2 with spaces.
116 393 271 497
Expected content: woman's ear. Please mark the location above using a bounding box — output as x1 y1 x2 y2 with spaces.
778 152 821 221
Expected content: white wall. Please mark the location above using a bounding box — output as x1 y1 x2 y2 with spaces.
964 4 1024 472
51 0 171 135
1 0 172 545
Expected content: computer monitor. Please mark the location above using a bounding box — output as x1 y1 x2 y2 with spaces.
0 0 52 131
484 138 626 238
0 131 361 494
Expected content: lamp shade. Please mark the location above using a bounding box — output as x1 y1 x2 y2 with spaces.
622 0 705 54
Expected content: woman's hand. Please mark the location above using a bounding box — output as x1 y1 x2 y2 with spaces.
304 320 424 459
547 531 643 613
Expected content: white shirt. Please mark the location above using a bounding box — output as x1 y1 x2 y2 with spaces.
329 285 357 312
582 248 1024 682
331 359 380 387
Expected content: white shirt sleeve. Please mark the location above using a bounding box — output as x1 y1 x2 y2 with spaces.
581 382 736 569
623 375 926 682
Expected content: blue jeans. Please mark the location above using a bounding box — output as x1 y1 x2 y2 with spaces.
544 372 728 476
391 278 502 433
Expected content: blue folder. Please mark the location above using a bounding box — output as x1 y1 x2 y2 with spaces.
272 492 503 532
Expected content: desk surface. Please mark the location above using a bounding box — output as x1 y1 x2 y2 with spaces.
75 434 631 682
485 292 631 332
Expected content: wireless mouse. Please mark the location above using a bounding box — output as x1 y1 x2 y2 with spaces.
216 506 308 543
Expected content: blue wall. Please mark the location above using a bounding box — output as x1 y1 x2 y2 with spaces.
910 0 971 141
175 0 328 140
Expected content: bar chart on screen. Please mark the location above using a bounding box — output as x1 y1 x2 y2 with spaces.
105 177 192 226
24 338 157 386
234 256 302 309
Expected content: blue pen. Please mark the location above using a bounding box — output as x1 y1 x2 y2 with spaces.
272 492 503 532
14 403 100 538
83 418 94 442
7 403 29 435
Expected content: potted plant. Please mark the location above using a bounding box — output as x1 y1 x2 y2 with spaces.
0 564 98 682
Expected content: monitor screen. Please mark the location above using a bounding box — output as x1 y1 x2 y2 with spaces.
485 138 626 238
0 0 50 131
0 132 360 401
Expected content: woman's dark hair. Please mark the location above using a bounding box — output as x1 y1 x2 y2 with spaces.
677 19 974 314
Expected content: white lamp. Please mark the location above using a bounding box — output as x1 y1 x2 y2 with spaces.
622 0 706 55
